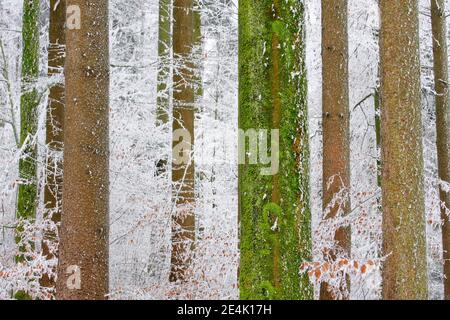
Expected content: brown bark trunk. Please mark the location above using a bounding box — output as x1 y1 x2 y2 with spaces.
56 0 110 300
41 0 66 290
320 0 351 300
430 0 450 300
169 0 196 282
379 0 428 300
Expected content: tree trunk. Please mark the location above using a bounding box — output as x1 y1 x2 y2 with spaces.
430 0 450 300
320 0 351 300
239 0 312 300
379 0 428 300
16 0 40 246
169 0 196 282
41 0 66 290
155 0 172 176
56 0 110 300
156 0 172 126
13 0 40 300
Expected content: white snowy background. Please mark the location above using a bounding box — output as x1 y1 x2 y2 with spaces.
0 0 447 299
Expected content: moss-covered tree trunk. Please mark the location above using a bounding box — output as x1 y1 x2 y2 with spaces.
56 0 110 300
320 0 351 300
41 0 66 290
169 0 196 282
239 0 312 300
430 0 450 300
379 0 428 300
16 0 40 242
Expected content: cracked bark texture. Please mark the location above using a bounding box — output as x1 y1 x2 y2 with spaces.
379 0 428 300
56 0 110 300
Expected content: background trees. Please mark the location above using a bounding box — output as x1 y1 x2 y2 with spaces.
379 0 428 299
56 0 110 299
155 0 171 175
170 0 196 283
156 0 171 127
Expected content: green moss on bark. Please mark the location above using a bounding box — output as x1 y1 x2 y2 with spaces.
14 1 40 300
17 0 39 226
239 0 312 300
